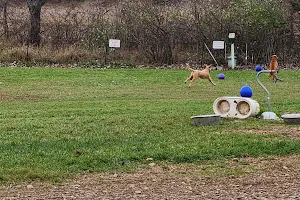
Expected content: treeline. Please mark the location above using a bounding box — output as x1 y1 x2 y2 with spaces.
0 0 300 67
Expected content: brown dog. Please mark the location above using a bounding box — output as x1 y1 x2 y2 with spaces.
185 64 216 87
269 55 278 81
269 55 282 83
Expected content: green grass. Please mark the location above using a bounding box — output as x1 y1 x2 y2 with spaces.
0 67 300 183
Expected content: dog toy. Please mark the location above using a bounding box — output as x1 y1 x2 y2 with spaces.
240 85 253 98
218 73 225 80
255 65 262 72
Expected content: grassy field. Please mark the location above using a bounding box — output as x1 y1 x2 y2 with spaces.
0 67 300 184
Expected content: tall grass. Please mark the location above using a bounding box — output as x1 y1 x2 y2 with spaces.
0 67 299 183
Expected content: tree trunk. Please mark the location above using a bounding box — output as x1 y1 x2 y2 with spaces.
27 0 47 46
3 0 8 39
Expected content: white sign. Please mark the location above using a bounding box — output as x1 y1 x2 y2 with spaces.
213 41 225 49
228 33 235 38
109 39 121 48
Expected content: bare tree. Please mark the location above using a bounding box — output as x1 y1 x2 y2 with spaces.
288 0 300 52
1 0 9 39
27 0 47 46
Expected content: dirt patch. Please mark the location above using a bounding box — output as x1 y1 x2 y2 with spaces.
1 155 300 199
236 126 300 139
0 92 46 102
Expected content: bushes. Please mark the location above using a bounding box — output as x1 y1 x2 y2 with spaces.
0 0 297 67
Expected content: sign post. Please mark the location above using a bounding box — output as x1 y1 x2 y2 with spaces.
109 39 121 48
106 39 121 65
228 33 235 69
213 41 225 50
213 41 225 66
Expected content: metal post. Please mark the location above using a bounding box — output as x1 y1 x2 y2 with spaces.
231 43 235 69
245 44 248 66
224 42 226 62
228 33 235 69
256 70 278 111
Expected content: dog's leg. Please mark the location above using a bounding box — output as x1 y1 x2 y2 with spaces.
188 72 198 88
185 74 193 84
188 78 196 88
274 74 283 83
208 76 216 86
188 73 197 88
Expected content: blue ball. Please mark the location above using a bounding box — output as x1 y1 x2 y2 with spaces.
255 65 262 72
240 85 253 98
218 73 225 80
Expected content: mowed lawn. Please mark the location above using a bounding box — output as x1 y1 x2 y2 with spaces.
0 67 300 183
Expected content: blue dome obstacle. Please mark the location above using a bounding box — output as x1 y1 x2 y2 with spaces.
218 73 225 80
240 85 253 98
255 65 262 72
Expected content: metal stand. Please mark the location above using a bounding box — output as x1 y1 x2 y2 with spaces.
256 70 280 119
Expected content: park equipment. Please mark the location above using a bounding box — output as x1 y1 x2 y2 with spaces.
256 70 280 120
281 114 300 125
213 96 260 119
191 114 221 126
